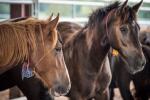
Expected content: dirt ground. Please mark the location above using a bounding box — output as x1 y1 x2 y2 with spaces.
0 88 124 100
0 89 69 100
0 82 140 100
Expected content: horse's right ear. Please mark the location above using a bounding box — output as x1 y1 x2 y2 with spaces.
48 13 59 30
47 13 53 22
117 0 128 15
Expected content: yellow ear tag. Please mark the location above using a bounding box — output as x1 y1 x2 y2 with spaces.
112 49 119 56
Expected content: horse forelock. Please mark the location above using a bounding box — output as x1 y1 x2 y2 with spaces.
81 2 121 50
87 1 120 28
119 6 137 24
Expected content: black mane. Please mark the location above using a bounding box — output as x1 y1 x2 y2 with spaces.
87 1 120 27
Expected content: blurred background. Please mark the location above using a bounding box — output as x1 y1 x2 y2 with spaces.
0 0 150 25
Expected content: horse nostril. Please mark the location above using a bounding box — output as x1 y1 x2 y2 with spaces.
55 85 66 94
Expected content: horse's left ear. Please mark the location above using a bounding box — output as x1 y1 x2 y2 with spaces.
132 0 143 13
121 0 128 12
117 0 128 15
48 13 59 30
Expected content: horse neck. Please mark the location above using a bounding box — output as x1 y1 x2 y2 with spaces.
87 8 118 73
87 24 110 74
65 25 110 77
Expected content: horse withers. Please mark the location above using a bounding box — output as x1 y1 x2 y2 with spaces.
0 15 71 98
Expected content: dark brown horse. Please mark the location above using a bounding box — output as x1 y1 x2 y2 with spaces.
58 0 145 100
0 15 71 98
58 22 112 100
109 27 150 100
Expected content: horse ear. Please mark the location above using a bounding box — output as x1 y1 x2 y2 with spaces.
48 13 59 30
117 0 128 15
132 0 143 13
47 13 53 22
121 0 128 10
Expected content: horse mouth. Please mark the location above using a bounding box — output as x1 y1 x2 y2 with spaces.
119 50 145 74
123 59 144 74
49 88 60 97
126 66 141 74
51 90 61 97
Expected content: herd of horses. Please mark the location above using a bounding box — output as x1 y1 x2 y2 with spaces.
0 0 149 100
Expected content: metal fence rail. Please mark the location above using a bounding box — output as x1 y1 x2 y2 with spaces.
38 0 150 25
0 0 150 25
0 0 32 4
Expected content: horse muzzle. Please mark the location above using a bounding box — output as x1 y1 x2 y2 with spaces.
123 53 146 74
50 84 71 97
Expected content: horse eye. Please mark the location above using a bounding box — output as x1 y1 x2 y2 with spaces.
120 27 128 34
55 47 62 52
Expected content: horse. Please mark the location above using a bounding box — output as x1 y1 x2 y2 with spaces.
58 22 112 100
0 17 54 100
0 15 71 100
109 27 150 100
58 0 145 99
6 20 83 100
0 15 71 99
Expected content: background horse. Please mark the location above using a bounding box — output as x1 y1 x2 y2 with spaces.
109 27 150 100
0 15 71 98
0 64 53 100
58 0 145 100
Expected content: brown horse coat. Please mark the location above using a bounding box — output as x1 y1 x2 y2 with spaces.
58 0 145 99
58 22 112 100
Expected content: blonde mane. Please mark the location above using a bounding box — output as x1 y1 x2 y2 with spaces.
0 18 55 69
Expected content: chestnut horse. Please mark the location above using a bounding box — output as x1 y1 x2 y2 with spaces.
59 0 145 100
0 64 53 100
0 15 71 98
